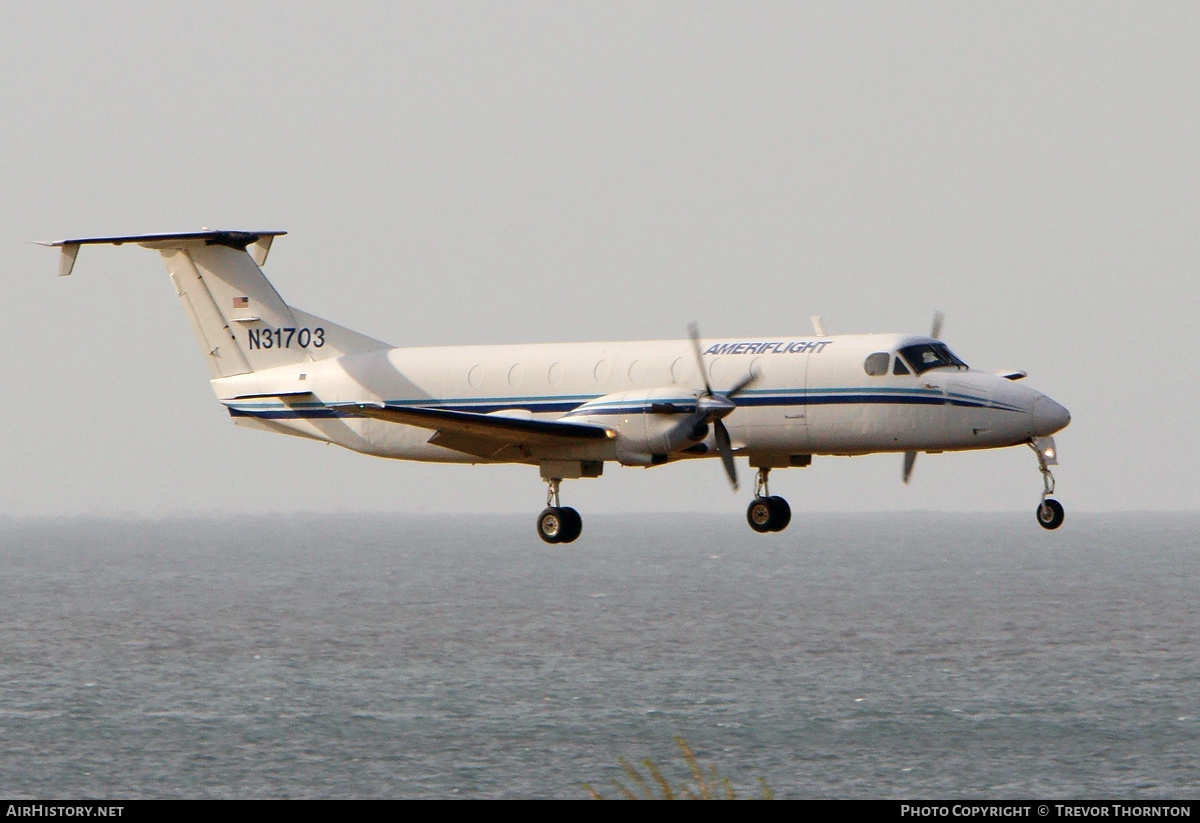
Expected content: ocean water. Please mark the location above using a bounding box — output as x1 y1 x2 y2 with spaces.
0 512 1197 799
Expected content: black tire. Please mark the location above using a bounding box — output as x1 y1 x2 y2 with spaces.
558 506 583 544
1036 498 1065 530
767 496 791 532
537 507 565 543
747 498 774 533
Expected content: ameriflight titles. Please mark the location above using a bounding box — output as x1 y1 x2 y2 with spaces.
702 340 832 356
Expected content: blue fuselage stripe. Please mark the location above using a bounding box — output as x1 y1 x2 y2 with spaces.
228 389 1025 419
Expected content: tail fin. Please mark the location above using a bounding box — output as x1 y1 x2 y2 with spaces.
40 230 391 377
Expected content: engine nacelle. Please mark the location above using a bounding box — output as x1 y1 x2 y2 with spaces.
559 389 705 466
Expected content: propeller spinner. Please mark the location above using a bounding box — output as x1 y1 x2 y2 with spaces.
688 323 757 490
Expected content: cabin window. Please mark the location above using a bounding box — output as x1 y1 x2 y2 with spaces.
898 343 968 375
863 352 890 376
893 357 911 375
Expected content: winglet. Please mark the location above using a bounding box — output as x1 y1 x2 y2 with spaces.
58 243 80 277
250 235 274 267
811 315 826 336
32 240 82 276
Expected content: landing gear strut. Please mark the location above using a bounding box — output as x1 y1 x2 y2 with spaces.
537 478 583 544
746 468 791 533
1029 440 1065 530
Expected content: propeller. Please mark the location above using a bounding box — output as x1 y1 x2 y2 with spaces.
687 323 758 490
902 311 945 484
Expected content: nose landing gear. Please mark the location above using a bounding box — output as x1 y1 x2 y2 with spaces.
537 478 583 544
746 468 791 533
1029 439 1065 530
1037 498 1065 530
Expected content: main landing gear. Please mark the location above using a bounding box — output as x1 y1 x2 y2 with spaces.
1029 440 1065 530
537 478 582 544
746 468 791 533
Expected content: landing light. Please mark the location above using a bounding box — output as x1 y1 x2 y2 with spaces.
1032 437 1058 466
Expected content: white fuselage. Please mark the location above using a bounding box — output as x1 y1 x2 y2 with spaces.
45 230 1074 537
214 332 1070 468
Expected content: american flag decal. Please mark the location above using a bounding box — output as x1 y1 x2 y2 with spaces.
233 296 249 309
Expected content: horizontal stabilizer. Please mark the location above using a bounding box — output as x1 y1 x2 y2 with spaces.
36 230 285 276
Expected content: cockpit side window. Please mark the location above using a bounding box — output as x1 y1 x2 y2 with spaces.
864 352 889 376
893 356 911 375
898 343 968 375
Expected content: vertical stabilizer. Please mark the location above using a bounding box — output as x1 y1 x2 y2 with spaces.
40 230 393 379
164 247 256 378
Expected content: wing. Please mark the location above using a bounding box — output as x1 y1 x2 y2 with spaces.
333 402 613 461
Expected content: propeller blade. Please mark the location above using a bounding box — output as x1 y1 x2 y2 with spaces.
714 419 738 490
902 451 917 485
725 367 759 400
687 322 713 396
930 311 945 340
688 324 746 490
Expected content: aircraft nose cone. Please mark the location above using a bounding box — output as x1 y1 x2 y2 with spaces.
1032 396 1071 436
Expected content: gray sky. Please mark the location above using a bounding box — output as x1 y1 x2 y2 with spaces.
2 2 1196 517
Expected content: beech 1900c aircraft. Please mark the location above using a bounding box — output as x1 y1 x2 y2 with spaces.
41 230 1071 543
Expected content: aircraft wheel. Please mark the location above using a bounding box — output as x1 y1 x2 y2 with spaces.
767 496 791 532
558 506 583 544
1036 498 1065 530
747 498 774 533
537 507 565 544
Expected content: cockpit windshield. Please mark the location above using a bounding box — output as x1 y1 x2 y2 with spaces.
898 343 968 375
